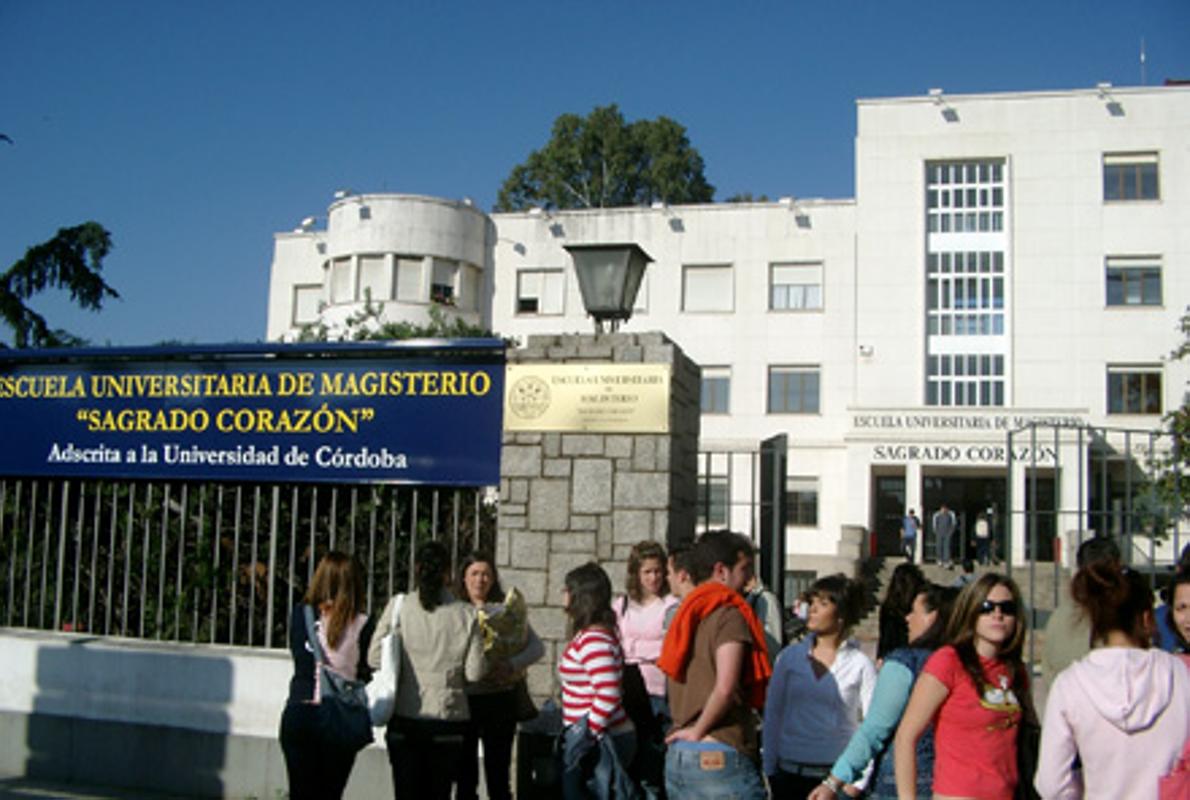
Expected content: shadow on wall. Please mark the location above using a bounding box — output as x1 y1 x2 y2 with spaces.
27 639 231 797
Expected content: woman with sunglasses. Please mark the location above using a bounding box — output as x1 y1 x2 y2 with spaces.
894 573 1031 800
1034 561 1190 799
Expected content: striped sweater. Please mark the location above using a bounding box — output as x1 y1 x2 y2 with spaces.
558 626 628 735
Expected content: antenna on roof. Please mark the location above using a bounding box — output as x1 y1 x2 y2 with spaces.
1140 37 1147 86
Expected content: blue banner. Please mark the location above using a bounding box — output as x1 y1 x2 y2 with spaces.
0 342 505 486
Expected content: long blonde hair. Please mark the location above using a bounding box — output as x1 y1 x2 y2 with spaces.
303 551 365 648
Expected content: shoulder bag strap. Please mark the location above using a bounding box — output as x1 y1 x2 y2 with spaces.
303 604 327 666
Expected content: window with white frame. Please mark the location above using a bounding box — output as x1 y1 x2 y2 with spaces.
696 475 729 528
786 477 818 526
926 251 1005 336
358 254 389 301
770 262 823 310
1103 152 1159 201
431 259 457 305
516 269 565 315
926 160 1005 233
700 367 730 415
329 257 353 304
292 284 322 326
927 354 1005 407
1106 257 1162 307
768 366 820 414
682 264 733 312
395 256 424 302
1107 367 1162 415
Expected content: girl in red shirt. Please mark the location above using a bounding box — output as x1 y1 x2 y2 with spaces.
894 573 1031 800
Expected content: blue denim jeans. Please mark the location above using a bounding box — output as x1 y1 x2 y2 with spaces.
664 742 766 800
560 719 638 800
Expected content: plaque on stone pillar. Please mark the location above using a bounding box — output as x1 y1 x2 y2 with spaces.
504 364 670 433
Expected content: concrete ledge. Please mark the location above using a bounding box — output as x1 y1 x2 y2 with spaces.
0 629 394 798
0 710 392 799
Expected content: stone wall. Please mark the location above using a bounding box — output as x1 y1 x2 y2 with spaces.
496 332 700 700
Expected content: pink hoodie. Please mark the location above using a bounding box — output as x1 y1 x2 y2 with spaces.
1035 648 1190 799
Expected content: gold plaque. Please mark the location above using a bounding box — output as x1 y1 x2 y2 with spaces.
504 364 670 433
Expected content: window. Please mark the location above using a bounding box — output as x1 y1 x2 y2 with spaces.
682 264 733 312
1103 153 1159 201
696 475 729 528
457 264 481 312
329 257 353 303
292 284 322 326
926 160 1006 234
770 263 823 311
1106 257 1161 306
1107 368 1162 415
358 254 389 301
768 367 820 414
927 353 1005 407
633 274 649 313
786 477 818 526
395 257 424 301
926 251 1005 337
431 259 457 305
701 367 730 414
516 269 564 315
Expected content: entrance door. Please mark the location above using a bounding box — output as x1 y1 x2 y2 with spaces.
922 473 1007 564
1024 472 1058 563
873 475 906 557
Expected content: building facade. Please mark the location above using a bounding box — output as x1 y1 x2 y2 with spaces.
266 85 1189 573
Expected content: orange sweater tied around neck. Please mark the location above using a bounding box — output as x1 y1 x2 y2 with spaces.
656 581 772 710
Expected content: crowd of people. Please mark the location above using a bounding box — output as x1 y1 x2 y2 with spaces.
279 533 1190 800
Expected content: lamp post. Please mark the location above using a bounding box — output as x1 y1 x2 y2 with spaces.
563 243 653 335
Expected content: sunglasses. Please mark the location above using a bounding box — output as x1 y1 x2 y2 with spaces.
978 599 1018 616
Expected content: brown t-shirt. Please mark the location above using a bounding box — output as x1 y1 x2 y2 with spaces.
667 605 758 759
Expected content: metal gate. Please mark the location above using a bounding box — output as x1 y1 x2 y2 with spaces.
1004 421 1183 664
0 477 495 649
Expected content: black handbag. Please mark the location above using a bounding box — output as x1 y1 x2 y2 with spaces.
303 605 374 753
1014 665 1042 800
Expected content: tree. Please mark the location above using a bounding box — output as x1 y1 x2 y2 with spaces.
0 222 119 347
495 104 714 211
1135 307 1190 542
723 192 771 203
295 293 496 343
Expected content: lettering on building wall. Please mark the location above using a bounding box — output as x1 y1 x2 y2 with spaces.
871 443 1058 464
853 413 1084 430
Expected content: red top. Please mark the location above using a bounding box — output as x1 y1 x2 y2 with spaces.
924 645 1023 800
558 627 628 735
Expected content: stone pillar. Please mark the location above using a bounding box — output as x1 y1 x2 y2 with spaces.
496 332 700 700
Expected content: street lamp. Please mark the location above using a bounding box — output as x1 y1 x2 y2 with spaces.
563 243 653 334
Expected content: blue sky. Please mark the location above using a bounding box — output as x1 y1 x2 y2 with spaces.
1 1 1186 345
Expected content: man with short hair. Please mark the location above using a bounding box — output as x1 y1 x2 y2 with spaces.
932 503 957 567
657 531 771 800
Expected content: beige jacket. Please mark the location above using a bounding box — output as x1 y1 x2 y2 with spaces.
368 587 486 722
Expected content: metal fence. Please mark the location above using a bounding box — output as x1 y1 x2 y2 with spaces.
0 477 496 649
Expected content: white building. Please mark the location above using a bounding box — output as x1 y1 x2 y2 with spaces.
267 84 1189 573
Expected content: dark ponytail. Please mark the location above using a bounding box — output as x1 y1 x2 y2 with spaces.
1071 561 1153 646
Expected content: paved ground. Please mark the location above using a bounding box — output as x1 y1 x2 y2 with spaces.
0 778 191 800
